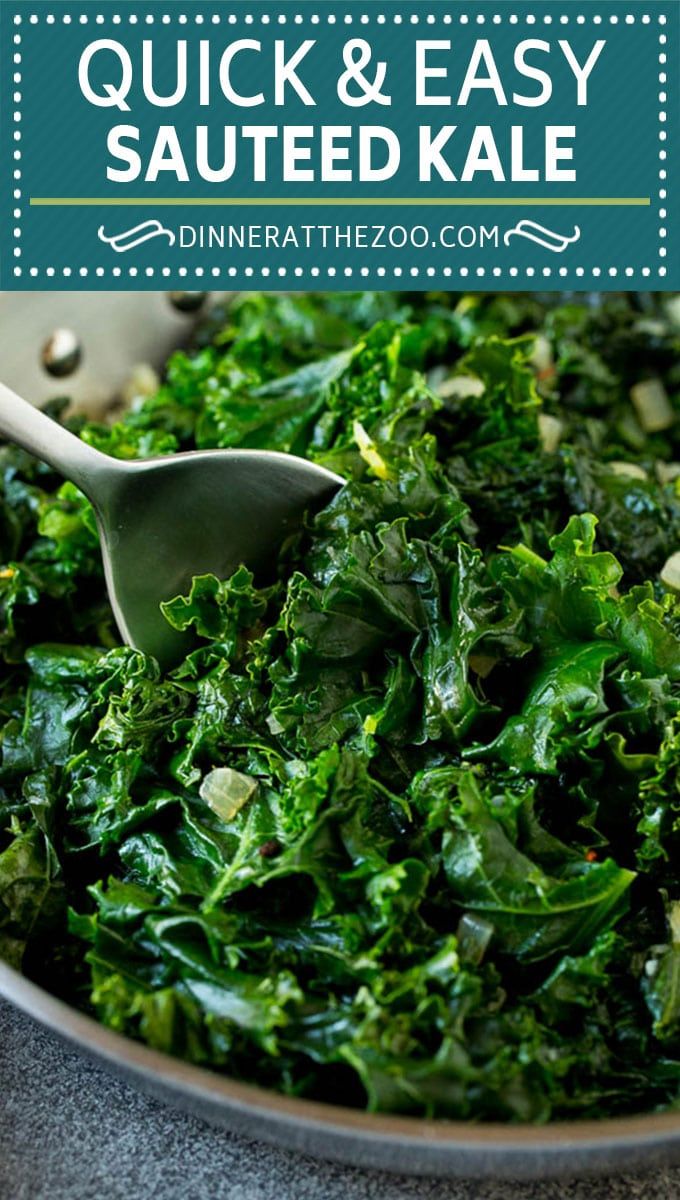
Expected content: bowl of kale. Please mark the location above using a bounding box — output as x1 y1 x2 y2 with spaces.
1 290 680 1178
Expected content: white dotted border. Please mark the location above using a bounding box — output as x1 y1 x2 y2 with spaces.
12 26 22 267
658 21 668 275
12 9 673 25
13 265 664 280
10 8 671 284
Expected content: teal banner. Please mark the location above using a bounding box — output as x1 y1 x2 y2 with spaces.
2 0 677 289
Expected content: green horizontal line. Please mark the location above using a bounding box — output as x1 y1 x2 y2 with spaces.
30 196 651 207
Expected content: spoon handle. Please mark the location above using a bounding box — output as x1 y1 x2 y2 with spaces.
0 380 113 499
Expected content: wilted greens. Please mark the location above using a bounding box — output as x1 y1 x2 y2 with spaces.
1 290 680 1122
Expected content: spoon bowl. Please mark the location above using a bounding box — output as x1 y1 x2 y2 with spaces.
96 449 342 665
0 381 342 667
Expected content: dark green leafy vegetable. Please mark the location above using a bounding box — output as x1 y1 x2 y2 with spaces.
1 290 680 1122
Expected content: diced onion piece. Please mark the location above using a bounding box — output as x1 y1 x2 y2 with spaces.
456 913 494 966
656 461 680 484
660 551 680 593
538 413 563 454
469 653 498 679
609 461 648 481
436 374 485 400
199 767 257 822
352 420 389 479
634 319 667 339
426 365 447 391
122 363 160 408
529 334 554 375
665 296 680 329
630 379 675 433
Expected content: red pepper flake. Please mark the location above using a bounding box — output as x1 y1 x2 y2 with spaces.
259 838 282 859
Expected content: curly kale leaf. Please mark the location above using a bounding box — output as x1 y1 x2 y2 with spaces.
0 291 679 1122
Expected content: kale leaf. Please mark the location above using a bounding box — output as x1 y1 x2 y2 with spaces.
0 291 679 1122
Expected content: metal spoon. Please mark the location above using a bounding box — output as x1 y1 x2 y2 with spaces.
0 381 342 667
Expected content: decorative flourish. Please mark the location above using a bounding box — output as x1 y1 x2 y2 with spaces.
504 220 581 253
98 220 176 253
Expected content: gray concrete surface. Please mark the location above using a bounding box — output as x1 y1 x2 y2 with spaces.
0 998 678 1200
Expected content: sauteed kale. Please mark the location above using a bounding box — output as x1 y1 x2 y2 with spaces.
1 291 680 1122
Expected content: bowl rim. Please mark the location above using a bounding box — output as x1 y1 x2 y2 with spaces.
3 958 680 1178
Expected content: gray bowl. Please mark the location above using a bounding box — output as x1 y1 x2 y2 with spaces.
2 292 680 1179
2 959 680 1180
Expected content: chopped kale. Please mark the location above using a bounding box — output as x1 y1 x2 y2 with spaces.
1 290 680 1121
